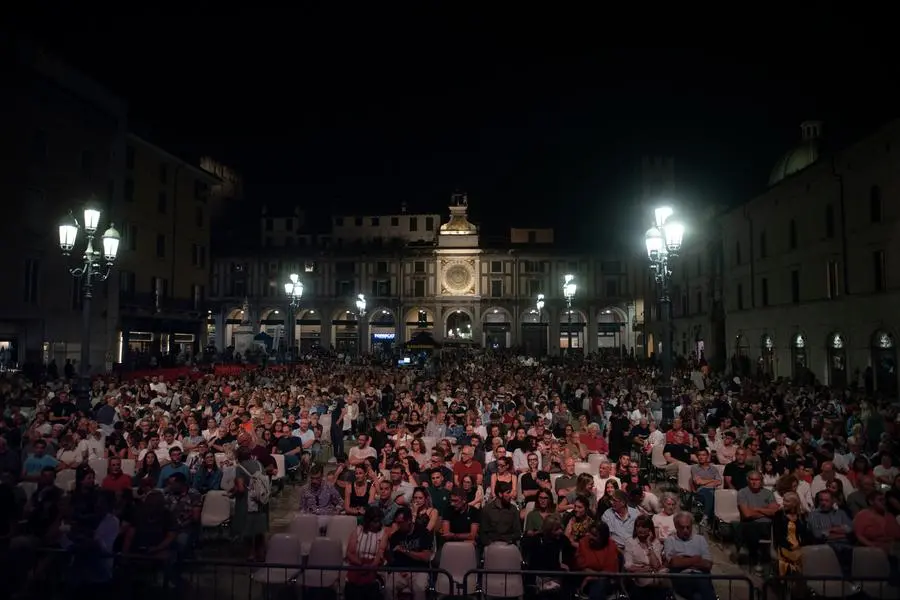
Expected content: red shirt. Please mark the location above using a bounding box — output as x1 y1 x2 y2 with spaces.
452 459 483 483
101 472 134 493
666 429 690 446
576 537 620 572
579 433 609 454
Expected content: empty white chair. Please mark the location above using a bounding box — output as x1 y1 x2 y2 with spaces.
272 454 286 481
516 472 527 503
89 458 108 481
299 537 343 588
120 458 136 476
574 462 591 475
55 469 76 492
587 453 606 472
325 514 358 554
484 542 524 598
201 490 232 527
251 533 302 584
422 436 437 453
220 466 236 491
651 444 667 473
436 541 478 595
802 544 859 598
17 481 37 502
852 546 897 599
288 513 321 555
318 413 331 433
677 463 693 493
713 489 740 524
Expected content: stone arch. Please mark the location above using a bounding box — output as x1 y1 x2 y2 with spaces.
826 331 847 387
482 306 513 324
482 306 512 349
596 305 627 355
368 307 397 325
445 308 474 340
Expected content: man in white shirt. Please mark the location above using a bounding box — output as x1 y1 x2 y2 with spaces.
647 422 665 448
810 461 854 497
594 460 621 499
348 433 377 466
149 376 168 396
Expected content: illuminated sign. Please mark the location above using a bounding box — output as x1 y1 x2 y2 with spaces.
372 333 395 340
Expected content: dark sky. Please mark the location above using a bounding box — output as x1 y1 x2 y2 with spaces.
20 10 900 251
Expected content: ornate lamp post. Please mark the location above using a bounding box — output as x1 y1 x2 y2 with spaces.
645 206 685 427
355 293 367 356
283 273 303 359
58 199 120 408
562 274 577 356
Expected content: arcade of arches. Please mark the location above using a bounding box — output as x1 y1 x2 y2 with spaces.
208 302 639 356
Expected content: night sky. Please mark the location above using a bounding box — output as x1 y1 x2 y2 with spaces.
18 10 900 251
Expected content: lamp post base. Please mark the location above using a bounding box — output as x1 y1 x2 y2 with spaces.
658 384 675 429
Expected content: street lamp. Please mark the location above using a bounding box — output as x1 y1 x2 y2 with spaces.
283 273 303 359
562 274 577 356
58 199 120 409
645 205 685 427
535 294 545 321
355 293 367 356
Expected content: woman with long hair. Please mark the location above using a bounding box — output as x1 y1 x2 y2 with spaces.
773 491 812 577
559 473 598 514
624 514 668 599
192 452 223 493
575 521 620 599
344 506 386 600
524 490 556 536
409 438 428 467
409 486 439 532
461 474 484 509
345 464 376 521
489 457 517 500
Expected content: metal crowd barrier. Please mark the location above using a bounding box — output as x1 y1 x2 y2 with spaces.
6 549 455 600
763 574 898 600
463 569 757 600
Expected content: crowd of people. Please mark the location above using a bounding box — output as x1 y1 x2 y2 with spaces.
0 349 899 599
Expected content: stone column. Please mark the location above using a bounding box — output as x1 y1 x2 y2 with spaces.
549 307 561 356
587 307 598 354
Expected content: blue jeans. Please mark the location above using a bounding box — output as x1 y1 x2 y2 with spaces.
696 487 715 520
587 578 610 600
284 453 300 469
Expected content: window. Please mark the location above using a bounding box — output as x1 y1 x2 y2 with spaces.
371 217 380 226
601 261 621 273
335 280 352 296
372 280 391 296
788 219 798 250
605 279 618 298
527 278 542 296
125 145 135 169
873 250 886 292
490 261 502 273
737 284 744 310
391 217 399 226
870 186 883 223
825 204 835 238
696 290 703 313
354 217 363 226
791 270 800 303
761 278 769 306
195 207 204 228
527 231 537 243
413 279 426 297
759 232 767 258
376 261 389 275
194 181 209 200
192 244 206 268
425 217 434 231
80 149 92 175
24 258 39 303
409 217 418 231
414 261 425 274
826 260 839 298
681 291 689 316
159 163 168 184
490 279 503 298
156 234 166 258
119 271 135 296
151 276 169 300
304 261 316 273
157 191 167 213
124 177 134 202
735 241 742 265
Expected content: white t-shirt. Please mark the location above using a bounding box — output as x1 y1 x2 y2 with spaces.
874 465 899 482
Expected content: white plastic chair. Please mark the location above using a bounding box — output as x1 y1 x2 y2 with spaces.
713 464 725 478
516 472 527 503
220 466 236 491
251 533 302 584
422 436 438 453
677 463 693 493
574 462 591 475
802 544 859 598
272 454 286 481
17 481 37 502
319 413 331 433
436 541 478 595
324 514 358 554
650 444 667 480
587 453 606 472
484 542 524 598
288 513 321 556
200 490 232 527
89 458 108 481
298 537 343 588
713 489 740 524
852 546 897 599
120 458 136 476
55 469 76 492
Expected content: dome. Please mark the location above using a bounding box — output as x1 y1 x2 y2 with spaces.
768 121 823 186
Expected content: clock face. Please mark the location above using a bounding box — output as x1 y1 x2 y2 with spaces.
442 262 474 294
